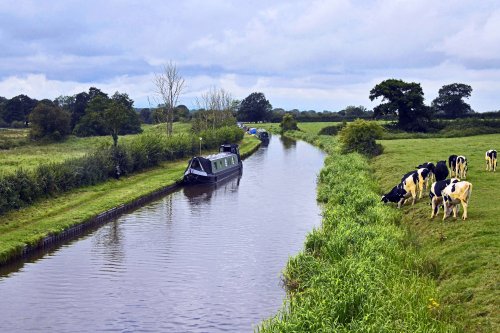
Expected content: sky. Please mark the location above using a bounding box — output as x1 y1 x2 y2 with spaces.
1 0 499 112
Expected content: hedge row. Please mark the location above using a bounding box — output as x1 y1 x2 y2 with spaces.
258 132 456 332
0 126 243 215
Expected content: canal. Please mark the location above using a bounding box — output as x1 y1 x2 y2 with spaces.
0 136 326 332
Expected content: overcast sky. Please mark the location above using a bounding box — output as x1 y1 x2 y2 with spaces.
1 0 499 112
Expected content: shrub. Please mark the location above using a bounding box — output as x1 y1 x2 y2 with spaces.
318 123 345 136
338 119 384 156
280 114 299 132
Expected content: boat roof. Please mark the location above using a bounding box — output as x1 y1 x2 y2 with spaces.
203 151 236 161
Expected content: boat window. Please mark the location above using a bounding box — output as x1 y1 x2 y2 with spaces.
213 162 217 170
225 159 228 167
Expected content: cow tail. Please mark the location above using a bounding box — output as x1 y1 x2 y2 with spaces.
465 183 472 202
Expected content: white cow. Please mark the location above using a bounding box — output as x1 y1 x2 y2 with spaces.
442 181 472 220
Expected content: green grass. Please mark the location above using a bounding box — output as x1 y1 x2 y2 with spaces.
0 133 260 265
258 131 456 332
371 133 500 332
258 122 342 135
0 123 191 175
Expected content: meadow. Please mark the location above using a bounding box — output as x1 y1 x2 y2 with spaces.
372 134 500 332
0 123 191 175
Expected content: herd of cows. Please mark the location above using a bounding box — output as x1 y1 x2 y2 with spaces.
381 149 497 221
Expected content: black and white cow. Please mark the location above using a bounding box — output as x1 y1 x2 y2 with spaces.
381 185 407 208
456 155 468 179
434 160 449 181
429 178 460 218
382 171 420 208
416 162 435 182
442 181 473 220
448 155 458 177
485 149 497 172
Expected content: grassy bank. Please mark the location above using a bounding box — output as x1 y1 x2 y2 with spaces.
0 134 260 265
0 123 189 175
372 134 500 332
258 131 456 332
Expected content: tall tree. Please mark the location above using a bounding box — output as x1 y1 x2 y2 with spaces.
369 79 430 131
29 100 71 141
431 83 473 118
103 101 129 147
70 91 90 129
73 94 110 136
2 94 38 126
237 92 272 122
153 61 185 136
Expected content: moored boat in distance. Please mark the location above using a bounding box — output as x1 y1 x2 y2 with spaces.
255 128 269 142
183 144 243 184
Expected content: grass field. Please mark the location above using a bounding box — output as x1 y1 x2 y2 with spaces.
0 123 191 175
257 122 341 135
372 133 500 332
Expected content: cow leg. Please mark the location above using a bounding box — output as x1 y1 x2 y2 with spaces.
461 200 468 220
431 198 439 218
453 204 459 219
442 201 449 220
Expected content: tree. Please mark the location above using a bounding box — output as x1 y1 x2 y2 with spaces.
280 114 299 132
431 83 473 118
369 79 430 131
153 61 185 136
29 101 71 141
73 94 110 136
70 91 90 129
2 94 38 126
237 92 272 122
193 87 236 132
103 101 130 147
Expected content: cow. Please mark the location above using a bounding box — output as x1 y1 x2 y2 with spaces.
416 168 431 198
442 181 472 220
448 155 458 177
434 160 449 181
381 185 407 208
485 149 497 172
456 155 468 179
429 178 460 218
416 162 435 182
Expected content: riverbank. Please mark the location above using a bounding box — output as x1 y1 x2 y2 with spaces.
259 131 457 332
0 135 261 266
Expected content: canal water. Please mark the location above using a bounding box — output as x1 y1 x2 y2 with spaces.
0 136 325 332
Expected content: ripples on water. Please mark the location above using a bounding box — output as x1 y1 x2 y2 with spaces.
0 136 325 332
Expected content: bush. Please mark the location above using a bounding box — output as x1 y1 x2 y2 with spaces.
318 123 345 136
338 119 384 156
280 114 299 132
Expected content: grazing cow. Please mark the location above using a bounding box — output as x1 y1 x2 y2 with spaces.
381 185 407 208
429 178 460 218
442 181 473 220
456 155 468 179
448 155 458 177
485 149 497 172
382 171 420 208
416 162 435 182
434 160 449 181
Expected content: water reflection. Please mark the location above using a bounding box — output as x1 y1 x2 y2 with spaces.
183 173 241 205
280 135 296 150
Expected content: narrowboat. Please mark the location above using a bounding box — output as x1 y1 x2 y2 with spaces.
255 128 269 142
183 144 242 184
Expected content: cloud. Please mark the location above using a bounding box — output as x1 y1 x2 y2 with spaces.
0 0 499 111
